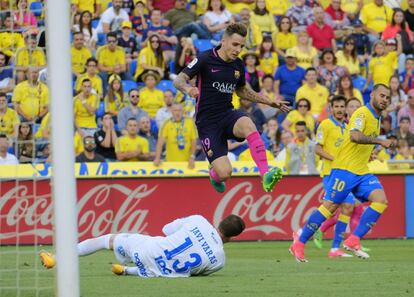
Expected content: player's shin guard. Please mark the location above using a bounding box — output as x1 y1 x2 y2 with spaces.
353 202 387 238
77 234 112 256
246 131 268 176
332 214 350 248
299 205 333 244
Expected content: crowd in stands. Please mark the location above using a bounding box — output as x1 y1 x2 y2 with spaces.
0 0 414 173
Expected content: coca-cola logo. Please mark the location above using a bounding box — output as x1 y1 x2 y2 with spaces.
213 182 324 235
0 183 156 240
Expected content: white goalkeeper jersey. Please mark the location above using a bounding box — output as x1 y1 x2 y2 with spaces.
126 215 225 277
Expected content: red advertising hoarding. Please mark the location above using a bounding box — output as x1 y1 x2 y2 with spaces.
0 176 405 244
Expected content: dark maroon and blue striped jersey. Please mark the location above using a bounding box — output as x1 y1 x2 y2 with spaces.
182 46 246 123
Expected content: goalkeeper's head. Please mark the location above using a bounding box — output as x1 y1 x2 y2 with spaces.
218 215 245 243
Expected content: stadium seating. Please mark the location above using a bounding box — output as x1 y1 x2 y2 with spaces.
29 1 43 17
122 80 138 93
157 79 176 93
193 39 213 53
129 60 137 78
96 101 105 118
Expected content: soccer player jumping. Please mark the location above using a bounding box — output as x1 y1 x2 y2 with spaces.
290 84 394 262
174 23 290 193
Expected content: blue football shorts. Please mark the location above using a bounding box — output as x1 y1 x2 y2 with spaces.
324 169 383 204
322 175 356 205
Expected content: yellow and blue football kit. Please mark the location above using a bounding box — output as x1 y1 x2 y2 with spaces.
298 104 388 246
317 116 355 205
326 104 383 204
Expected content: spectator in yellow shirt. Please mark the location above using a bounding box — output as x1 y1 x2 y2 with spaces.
71 31 93 79
134 34 165 81
360 0 393 45
223 0 254 14
154 103 197 167
335 36 360 76
258 36 278 76
72 0 101 18
250 0 277 36
138 71 165 118
266 0 289 20
12 67 49 122
104 74 126 117
115 117 149 161
74 78 99 134
75 57 103 98
0 92 20 138
364 37 401 90
97 32 127 90
282 98 315 136
0 13 25 59
275 16 297 59
295 68 329 121
290 31 318 70
15 34 46 83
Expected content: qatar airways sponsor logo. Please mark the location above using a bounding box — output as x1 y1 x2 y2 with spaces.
212 82 236 94
213 181 324 235
0 184 155 240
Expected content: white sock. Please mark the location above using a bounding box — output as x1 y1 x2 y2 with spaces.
331 248 338 252
125 267 139 276
77 234 112 256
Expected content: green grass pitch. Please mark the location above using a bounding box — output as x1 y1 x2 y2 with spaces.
1 240 413 297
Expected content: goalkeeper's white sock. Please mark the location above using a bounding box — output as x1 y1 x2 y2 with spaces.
77 234 112 256
125 267 139 276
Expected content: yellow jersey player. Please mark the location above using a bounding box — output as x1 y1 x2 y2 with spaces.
313 95 354 258
290 84 393 262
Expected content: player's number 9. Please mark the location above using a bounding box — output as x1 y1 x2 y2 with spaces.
332 178 345 192
163 237 202 273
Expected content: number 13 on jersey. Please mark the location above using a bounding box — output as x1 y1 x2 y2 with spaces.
154 237 202 275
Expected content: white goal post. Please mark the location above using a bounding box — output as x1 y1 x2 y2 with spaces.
45 0 80 296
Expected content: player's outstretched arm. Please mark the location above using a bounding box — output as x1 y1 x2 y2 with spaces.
236 84 291 112
174 72 199 98
350 130 394 148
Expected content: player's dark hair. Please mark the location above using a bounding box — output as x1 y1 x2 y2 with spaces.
296 98 311 111
127 117 137 124
295 121 307 128
224 23 247 38
0 92 6 98
218 214 245 238
400 116 411 123
0 134 7 139
330 95 346 107
373 83 390 91
345 97 361 107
